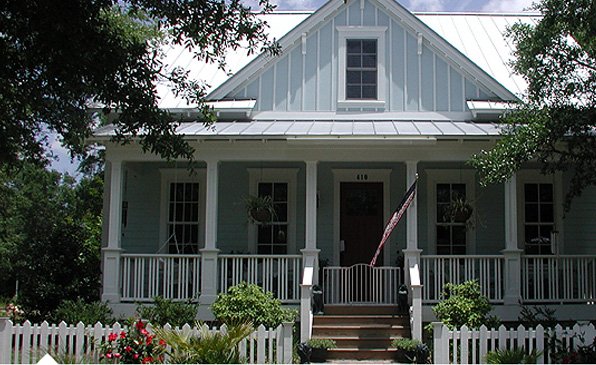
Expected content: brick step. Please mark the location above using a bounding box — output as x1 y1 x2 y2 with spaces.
323 305 405 315
312 324 409 337
313 314 409 326
311 335 407 349
327 348 399 361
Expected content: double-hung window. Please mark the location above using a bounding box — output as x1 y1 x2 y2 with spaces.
346 39 377 100
160 169 206 254
248 168 298 254
337 27 386 108
523 183 554 254
436 183 468 255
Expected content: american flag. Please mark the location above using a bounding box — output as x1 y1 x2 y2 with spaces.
370 177 418 266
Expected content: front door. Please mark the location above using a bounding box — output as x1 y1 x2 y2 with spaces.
340 182 384 266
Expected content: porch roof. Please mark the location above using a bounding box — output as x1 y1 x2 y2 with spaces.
92 119 501 139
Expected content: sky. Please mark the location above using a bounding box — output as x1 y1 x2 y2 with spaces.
49 0 536 176
271 0 536 12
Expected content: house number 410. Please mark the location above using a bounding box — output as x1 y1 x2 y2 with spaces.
356 174 368 181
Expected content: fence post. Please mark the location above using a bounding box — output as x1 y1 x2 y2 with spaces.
0 317 11 363
536 325 544 364
282 322 293 364
433 322 448 364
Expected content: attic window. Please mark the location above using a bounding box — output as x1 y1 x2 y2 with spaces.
337 26 386 109
346 40 377 99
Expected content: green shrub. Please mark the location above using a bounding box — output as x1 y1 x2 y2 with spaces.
136 296 198 327
211 282 296 328
307 338 337 349
392 338 422 352
51 299 113 324
155 321 253 363
485 348 540 364
432 280 498 329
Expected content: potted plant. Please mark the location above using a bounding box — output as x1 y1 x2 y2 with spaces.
244 195 277 224
307 338 336 362
444 197 474 228
392 338 427 363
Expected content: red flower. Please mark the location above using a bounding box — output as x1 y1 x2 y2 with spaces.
108 333 118 342
146 335 153 345
140 328 149 336
125 346 133 353
136 320 145 330
133 354 140 360
114 353 121 359
120 331 127 339
159 339 167 347
142 356 153 364
106 353 113 359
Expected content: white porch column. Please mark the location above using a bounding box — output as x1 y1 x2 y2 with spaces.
403 161 422 280
301 161 320 281
301 161 319 342
102 159 123 303
199 159 220 305
502 173 523 305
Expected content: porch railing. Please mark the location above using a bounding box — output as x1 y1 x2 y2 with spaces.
218 255 302 303
420 255 504 303
120 254 201 302
322 264 403 304
522 255 596 303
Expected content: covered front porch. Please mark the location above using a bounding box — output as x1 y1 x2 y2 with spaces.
100 139 596 340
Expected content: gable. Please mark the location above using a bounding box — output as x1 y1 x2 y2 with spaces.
210 0 517 115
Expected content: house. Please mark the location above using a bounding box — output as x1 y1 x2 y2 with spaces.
92 0 596 346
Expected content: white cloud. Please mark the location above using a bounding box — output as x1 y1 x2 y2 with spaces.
481 0 535 12
272 0 321 10
405 0 447 12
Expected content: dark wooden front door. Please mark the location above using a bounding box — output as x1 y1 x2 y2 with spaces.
340 182 384 266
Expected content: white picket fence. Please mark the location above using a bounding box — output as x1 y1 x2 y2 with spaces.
433 322 596 364
0 318 293 364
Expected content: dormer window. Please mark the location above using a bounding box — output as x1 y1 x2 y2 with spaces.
346 40 377 100
337 26 387 109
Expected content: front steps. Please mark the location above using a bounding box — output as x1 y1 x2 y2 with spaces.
311 305 410 361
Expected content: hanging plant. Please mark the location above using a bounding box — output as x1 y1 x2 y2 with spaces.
444 197 475 229
244 195 277 224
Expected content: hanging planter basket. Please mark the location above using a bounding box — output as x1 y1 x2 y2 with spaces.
245 195 277 224
444 197 474 227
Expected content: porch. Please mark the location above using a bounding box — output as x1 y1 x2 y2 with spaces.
114 252 595 309
100 142 596 342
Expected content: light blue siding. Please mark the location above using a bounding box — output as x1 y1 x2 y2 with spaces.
275 56 289 111
319 22 333 111
303 33 318 111
363 1 376 26
390 20 405 111
347 0 360 26
260 68 274 110
406 33 419 111
225 0 509 113
450 66 463 112
562 176 596 254
289 47 303 110
421 46 434 111
435 57 449 111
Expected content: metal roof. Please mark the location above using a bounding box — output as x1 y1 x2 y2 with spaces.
93 119 500 139
155 11 537 109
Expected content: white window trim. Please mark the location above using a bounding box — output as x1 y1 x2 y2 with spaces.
159 168 206 254
248 168 299 254
332 169 392 266
516 170 564 254
337 26 387 109
426 169 476 255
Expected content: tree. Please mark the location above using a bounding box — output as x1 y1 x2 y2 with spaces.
0 0 278 167
0 164 104 320
470 0 596 209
